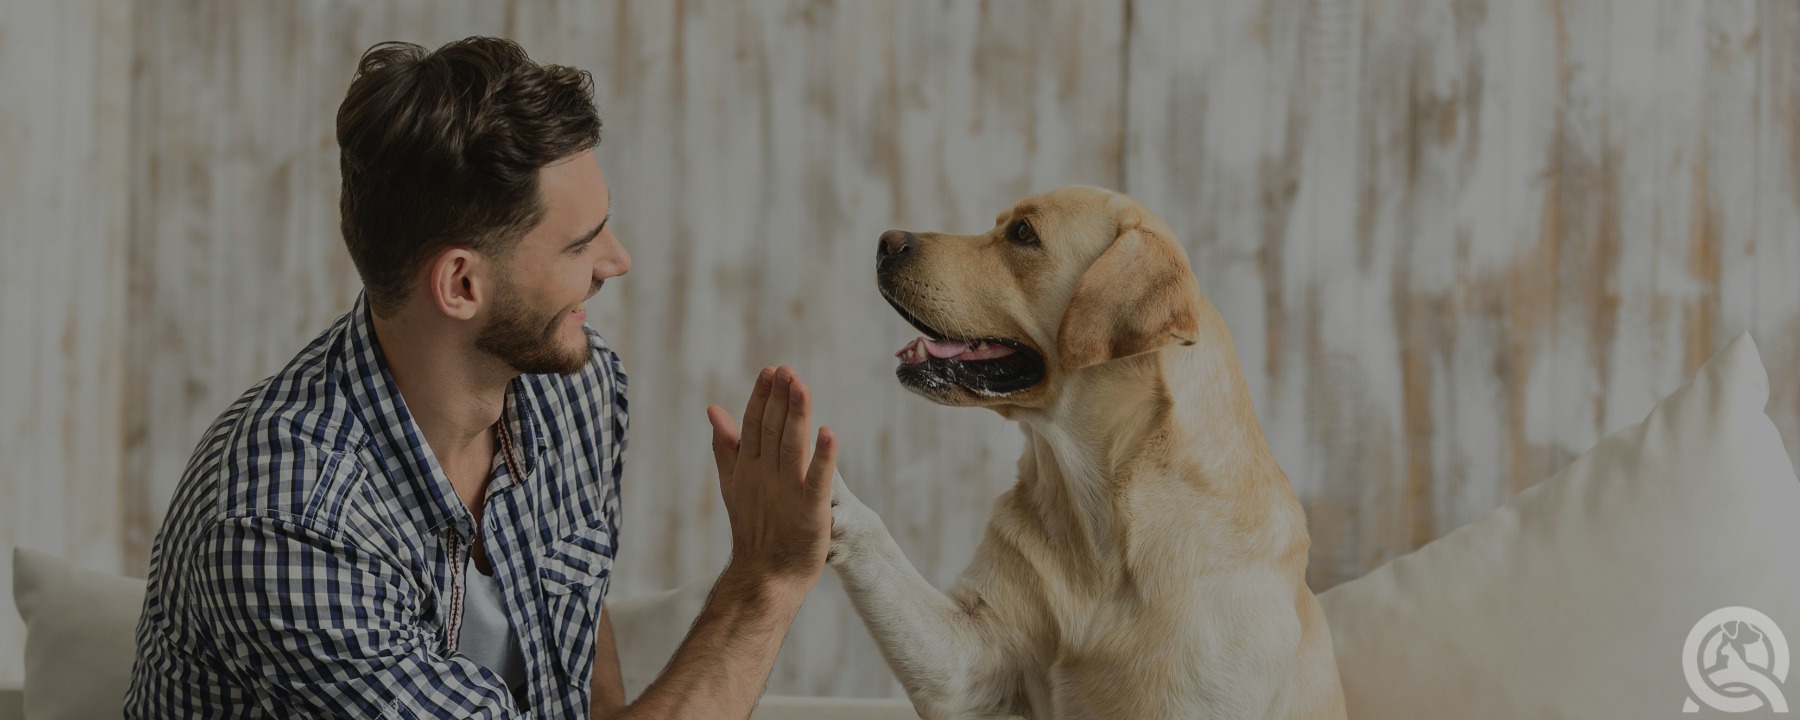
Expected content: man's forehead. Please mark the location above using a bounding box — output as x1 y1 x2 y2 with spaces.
537 149 609 231
542 149 605 196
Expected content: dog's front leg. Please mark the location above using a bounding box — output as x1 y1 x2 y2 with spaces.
829 477 1024 720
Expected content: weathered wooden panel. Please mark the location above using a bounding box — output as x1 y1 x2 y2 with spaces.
1125 0 1798 591
0 0 131 687
3 0 1798 698
1760 0 1800 473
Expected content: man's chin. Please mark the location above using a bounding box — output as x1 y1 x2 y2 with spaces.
554 326 591 374
534 333 591 376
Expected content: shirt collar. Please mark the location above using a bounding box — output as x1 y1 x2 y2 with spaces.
494 376 550 489
340 291 551 537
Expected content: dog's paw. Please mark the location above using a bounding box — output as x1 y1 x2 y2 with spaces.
828 472 874 567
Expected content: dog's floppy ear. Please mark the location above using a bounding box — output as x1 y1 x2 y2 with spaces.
1055 208 1202 371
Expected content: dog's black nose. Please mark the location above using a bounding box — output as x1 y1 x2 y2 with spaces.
878 230 914 259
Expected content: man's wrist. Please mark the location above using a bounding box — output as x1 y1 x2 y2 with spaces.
717 559 816 615
622 560 812 719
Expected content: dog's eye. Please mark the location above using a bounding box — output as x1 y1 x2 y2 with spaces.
1009 219 1039 245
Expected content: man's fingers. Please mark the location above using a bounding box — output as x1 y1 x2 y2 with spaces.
778 377 813 472
739 367 775 459
805 427 838 502
759 366 794 459
706 405 739 488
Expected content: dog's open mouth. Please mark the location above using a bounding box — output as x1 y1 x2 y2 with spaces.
883 293 1046 396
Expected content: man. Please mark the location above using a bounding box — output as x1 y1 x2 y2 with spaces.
125 36 837 718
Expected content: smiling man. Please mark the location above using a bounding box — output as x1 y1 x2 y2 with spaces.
124 37 838 719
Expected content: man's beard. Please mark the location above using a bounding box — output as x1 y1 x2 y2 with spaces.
474 273 590 376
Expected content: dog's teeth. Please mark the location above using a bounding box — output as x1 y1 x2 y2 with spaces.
973 341 987 351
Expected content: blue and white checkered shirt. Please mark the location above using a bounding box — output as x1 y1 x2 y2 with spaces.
125 291 628 718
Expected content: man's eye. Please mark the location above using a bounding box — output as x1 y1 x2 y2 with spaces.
1009 219 1038 245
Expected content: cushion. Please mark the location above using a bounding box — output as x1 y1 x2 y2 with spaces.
11 547 147 720
607 578 713 701
0 687 21 720
751 695 918 719
1319 331 1800 718
608 577 917 718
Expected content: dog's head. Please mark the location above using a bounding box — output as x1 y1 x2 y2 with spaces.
877 185 1202 410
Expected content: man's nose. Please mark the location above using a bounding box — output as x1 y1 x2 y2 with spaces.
595 239 631 280
878 230 914 260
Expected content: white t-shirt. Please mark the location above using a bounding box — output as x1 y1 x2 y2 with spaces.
460 548 529 698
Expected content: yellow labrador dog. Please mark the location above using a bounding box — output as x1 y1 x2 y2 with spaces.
828 186 1346 719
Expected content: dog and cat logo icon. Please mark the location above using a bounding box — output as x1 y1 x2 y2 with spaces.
1685 607 1789 713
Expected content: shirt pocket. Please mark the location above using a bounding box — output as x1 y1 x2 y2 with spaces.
538 524 614 685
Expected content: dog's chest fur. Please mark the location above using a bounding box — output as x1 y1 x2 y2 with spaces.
988 461 1308 719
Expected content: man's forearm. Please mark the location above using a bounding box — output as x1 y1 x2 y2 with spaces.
611 565 809 719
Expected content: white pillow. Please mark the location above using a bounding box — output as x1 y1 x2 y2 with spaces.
607 577 917 718
11 547 146 720
606 579 713 701
751 695 918 719
1319 331 1800 718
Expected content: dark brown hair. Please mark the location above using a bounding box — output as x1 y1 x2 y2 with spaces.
336 36 602 316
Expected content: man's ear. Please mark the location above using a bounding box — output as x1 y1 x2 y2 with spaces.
424 246 483 321
1055 209 1202 371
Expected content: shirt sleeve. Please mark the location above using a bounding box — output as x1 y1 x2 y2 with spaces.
190 513 527 719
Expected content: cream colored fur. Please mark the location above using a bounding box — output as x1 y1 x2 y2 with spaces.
830 186 1347 720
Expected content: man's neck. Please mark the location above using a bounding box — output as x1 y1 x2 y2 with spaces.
369 306 515 513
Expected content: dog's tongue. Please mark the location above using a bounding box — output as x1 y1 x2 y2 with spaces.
922 338 971 358
895 337 1017 364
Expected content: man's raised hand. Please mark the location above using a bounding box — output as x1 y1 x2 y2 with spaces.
705 366 838 593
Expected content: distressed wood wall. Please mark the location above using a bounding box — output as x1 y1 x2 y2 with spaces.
1127 0 1800 590
0 0 132 689
3 0 1798 696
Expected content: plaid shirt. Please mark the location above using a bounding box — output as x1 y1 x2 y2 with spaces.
125 292 628 718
